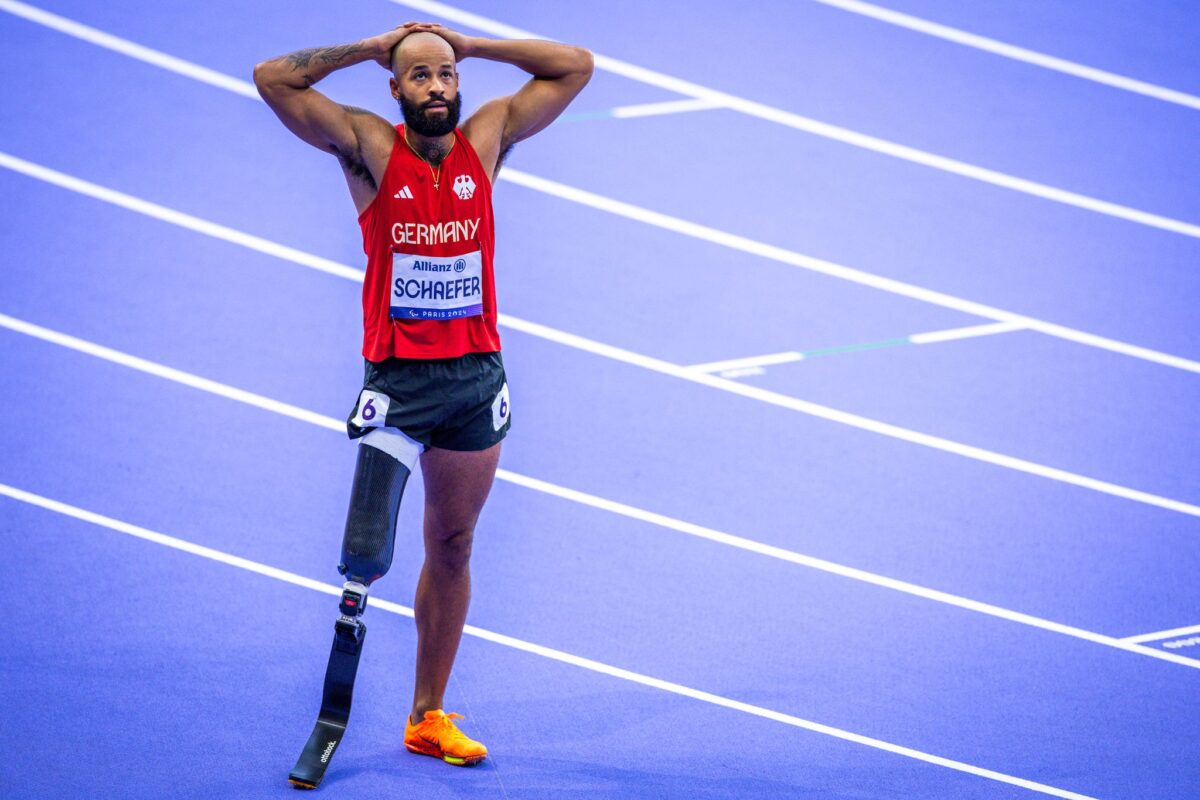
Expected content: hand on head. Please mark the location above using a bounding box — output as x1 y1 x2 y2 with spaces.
371 22 423 69
375 22 471 71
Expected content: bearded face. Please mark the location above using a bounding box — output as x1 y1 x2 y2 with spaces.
399 91 462 137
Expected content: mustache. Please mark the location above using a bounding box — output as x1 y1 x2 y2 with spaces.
399 91 462 137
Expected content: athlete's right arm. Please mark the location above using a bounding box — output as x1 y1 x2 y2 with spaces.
252 27 413 157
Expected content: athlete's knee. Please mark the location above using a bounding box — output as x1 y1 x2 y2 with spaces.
339 428 421 585
426 526 474 575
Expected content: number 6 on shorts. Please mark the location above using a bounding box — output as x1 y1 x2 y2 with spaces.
352 389 391 429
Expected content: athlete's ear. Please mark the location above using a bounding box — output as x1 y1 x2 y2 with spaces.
389 77 401 101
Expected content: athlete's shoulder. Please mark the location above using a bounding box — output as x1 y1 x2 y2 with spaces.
357 112 399 151
461 99 510 182
461 100 507 148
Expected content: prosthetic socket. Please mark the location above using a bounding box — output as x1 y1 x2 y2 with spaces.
337 438 412 623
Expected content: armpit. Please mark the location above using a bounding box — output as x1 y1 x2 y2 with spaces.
493 141 516 182
331 143 378 190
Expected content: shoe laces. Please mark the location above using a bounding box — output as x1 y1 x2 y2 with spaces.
433 712 469 741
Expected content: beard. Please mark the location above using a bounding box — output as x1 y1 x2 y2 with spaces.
400 92 463 137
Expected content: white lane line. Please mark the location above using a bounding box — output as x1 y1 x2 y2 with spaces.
500 314 1200 519
0 313 345 434
5 0 1197 241
498 169 1200 375
382 0 1200 239
0 9 1196 377
688 322 1024 375
717 366 766 379
0 484 1101 799
4 311 1198 673
3 157 1198 517
0 153 362 284
0 0 259 100
611 98 724 118
811 0 1200 112
498 469 1200 672
1123 623 1200 645
687 351 805 374
909 320 1026 345
0 484 1110 800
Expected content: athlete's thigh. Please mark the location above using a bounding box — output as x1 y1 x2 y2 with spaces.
420 442 502 540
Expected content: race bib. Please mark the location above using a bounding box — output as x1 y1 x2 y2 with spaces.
351 389 390 428
491 382 510 431
391 249 483 321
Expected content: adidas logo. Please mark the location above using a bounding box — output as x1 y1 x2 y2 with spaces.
394 185 414 199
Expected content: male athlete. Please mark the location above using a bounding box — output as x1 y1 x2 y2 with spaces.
254 22 592 781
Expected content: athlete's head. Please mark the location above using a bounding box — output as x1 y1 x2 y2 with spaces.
389 32 462 137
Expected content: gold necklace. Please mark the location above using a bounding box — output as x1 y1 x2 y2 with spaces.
403 130 454 191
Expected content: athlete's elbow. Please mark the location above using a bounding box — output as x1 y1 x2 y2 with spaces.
253 59 289 96
574 47 595 79
252 61 274 92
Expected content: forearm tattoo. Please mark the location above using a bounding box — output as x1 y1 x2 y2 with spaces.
282 42 365 71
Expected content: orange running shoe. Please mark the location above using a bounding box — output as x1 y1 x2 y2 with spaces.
404 710 488 766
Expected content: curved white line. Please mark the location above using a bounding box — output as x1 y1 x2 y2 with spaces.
3 153 1198 513
0 5 1197 371
381 0 1200 238
811 0 1200 111
3 309 1200 671
0 483 1104 799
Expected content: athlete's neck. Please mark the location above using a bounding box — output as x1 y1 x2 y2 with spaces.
405 129 455 167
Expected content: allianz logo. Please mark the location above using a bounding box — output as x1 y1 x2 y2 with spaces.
411 260 453 272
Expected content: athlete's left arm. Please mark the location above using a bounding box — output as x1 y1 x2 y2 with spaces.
415 24 593 180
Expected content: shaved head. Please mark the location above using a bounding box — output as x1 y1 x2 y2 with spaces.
389 30 462 138
391 31 454 76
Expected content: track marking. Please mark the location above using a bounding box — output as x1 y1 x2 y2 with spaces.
687 322 1025 377
3 157 1199 518
1159 638 1200 654
612 97 723 118
497 170 1200 375
1123 623 1200 645
0 10 1197 376
0 153 362 283
716 366 766 379
909 320 1026 345
0 483 1101 800
810 0 1200 111
3 310 1200 674
0 313 345 433
0 0 259 99
560 98 723 123
5 0 1199 240
687 351 805 374
501 314 1200 519
379 0 1200 239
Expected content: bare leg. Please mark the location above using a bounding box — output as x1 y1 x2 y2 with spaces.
410 442 501 723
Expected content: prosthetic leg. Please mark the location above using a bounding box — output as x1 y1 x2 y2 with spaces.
289 429 419 789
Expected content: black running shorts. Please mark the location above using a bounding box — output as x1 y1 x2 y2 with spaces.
346 352 511 452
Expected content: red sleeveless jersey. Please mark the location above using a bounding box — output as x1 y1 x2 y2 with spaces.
358 125 500 361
